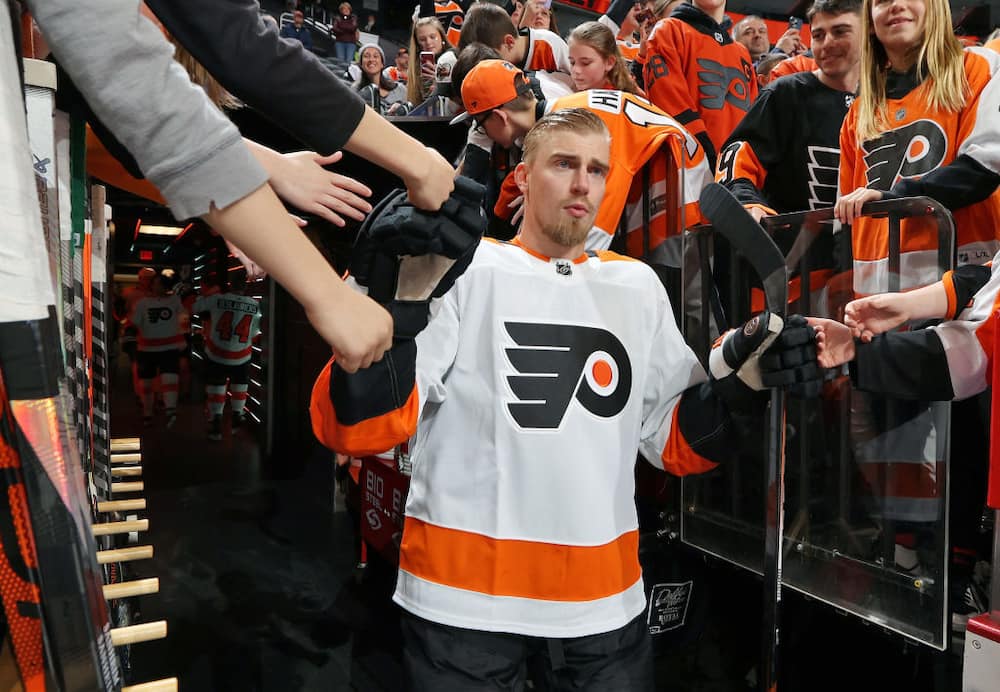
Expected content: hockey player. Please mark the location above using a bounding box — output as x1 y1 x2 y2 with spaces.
192 274 262 441
120 267 157 401
311 109 821 689
643 0 758 168
716 0 862 221
834 0 1000 296
453 58 712 255
130 274 187 427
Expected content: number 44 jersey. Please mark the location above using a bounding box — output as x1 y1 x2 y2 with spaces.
193 292 262 365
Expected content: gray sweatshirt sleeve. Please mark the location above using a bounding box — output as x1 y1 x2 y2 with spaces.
25 0 268 220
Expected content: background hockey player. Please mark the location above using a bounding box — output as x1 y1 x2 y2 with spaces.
310 109 821 689
192 273 262 441
130 273 187 428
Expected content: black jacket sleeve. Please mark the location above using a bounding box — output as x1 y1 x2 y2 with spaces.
145 0 366 154
887 154 1000 211
849 330 954 400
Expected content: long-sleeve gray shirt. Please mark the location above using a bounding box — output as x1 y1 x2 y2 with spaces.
26 0 267 219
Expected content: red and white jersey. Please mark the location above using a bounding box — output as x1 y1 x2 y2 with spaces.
193 292 261 365
313 238 713 637
523 28 572 75
130 295 186 352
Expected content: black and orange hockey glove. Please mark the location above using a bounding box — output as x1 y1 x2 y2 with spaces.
350 175 486 340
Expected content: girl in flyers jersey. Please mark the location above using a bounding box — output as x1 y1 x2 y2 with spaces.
835 0 1000 297
568 21 641 94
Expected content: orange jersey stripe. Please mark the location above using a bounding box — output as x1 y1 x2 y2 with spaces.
399 517 642 602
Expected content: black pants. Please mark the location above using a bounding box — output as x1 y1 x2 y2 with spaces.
401 611 653 692
136 349 180 378
205 359 249 386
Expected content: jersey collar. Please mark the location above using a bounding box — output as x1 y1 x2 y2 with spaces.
511 237 590 264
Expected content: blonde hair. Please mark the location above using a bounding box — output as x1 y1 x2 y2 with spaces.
522 108 609 164
167 35 241 111
406 17 453 104
855 0 966 142
569 21 638 93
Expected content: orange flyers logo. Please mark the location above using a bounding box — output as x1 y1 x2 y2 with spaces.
502 322 632 429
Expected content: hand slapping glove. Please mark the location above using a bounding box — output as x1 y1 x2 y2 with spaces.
709 312 823 402
350 175 486 340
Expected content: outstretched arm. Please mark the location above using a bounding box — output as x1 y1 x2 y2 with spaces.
245 142 374 227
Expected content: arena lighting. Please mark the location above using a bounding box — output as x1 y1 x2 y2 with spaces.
129 217 141 252
139 224 187 236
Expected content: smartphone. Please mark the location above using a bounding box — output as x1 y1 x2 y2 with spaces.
789 16 803 30
419 51 436 71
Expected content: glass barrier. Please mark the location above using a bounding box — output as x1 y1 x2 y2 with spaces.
679 198 956 650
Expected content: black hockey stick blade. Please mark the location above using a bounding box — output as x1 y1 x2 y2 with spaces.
699 183 788 317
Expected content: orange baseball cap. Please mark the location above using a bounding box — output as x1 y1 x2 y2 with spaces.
450 60 533 125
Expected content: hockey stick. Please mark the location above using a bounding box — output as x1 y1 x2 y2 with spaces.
698 183 787 692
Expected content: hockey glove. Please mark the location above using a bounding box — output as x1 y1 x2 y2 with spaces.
709 312 822 400
350 176 486 340
758 315 823 398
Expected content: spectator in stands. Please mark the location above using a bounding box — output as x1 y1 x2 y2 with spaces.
385 46 409 84
568 22 639 93
355 43 411 116
732 15 770 62
330 2 359 65
716 0 861 220
733 15 808 62
643 0 758 169
510 1 525 26
406 16 456 106
600 0 682 91
362 13 377 34
280 10 313 51
458 3 571 75
754 52 788 87
518 0 559 34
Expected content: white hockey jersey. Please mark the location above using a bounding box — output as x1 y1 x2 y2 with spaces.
312 239 718 638
130 295 186 352
192 292 261 365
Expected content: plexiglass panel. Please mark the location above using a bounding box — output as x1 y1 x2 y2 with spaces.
679 199 956 649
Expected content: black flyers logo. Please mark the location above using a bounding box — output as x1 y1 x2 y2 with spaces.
146 307 173 323
503 322 632 430
696 58 753 112
862 119 948 191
